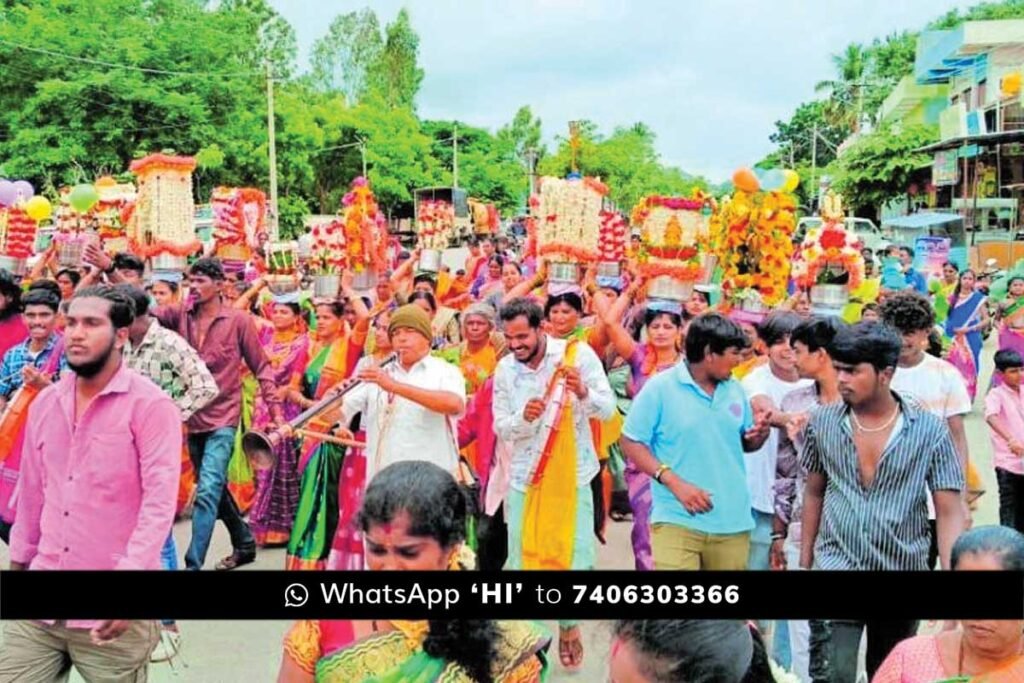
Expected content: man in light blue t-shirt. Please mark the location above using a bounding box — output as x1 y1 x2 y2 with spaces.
621 313 772 570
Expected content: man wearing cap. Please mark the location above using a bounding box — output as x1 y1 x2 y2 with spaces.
333 304 466 480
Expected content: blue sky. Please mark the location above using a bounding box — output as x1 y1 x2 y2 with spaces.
269 0 973 183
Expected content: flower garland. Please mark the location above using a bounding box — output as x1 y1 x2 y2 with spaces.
469 199 500 235
417 199 455 251
710 189 796 305
791 224 865 289
211 187 266 262
312 178 388 275
0 208 37 259
598 211 628 263
633 190 715 284
128 153 200 260
534 176 604 263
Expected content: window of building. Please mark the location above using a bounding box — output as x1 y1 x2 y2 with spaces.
978 79 987 108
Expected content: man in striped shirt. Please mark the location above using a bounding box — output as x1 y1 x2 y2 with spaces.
799 322 966 683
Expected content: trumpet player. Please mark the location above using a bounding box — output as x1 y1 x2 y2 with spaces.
333 304 466 480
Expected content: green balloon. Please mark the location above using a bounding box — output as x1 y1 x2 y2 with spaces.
69 183 99 213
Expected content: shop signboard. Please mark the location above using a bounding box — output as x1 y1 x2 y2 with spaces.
933 151 958 186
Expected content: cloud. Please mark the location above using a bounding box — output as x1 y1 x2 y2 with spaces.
271 0 974 183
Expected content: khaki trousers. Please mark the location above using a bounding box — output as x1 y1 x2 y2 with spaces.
0 620 159 683
651 522 751 570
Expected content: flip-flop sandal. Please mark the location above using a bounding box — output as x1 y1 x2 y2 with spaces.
558 626 584 671
215 550 256 571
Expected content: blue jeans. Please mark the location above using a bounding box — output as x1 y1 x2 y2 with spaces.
184 427 254 570
160 533 178 571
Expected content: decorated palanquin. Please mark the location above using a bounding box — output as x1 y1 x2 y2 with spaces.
211 186 267 274
711 182 797 312
128 154 201 271
632 192 717 302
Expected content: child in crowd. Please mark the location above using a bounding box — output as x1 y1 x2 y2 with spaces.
985 349 1024 534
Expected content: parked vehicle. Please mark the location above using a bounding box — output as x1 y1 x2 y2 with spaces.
795 216 886 252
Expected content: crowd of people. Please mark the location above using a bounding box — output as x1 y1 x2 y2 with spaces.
0 232 1022 682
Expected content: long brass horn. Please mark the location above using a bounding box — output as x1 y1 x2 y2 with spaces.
242 354 397 469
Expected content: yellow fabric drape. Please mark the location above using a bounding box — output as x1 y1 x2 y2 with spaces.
522 342 580 570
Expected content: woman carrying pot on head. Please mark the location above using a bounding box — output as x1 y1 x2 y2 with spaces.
594 279 684 572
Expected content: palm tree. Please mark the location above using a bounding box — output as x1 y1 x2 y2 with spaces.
815 44 868 132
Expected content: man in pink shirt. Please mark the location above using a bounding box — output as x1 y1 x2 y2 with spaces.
985 349 1024 534
0 285 181 681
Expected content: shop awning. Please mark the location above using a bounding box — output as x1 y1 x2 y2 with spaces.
916 129 1024 154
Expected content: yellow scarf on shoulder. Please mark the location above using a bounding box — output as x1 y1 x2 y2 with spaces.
522 341 580 570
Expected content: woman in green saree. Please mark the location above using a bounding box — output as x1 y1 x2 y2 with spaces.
285 291 372 570
278 461 551 682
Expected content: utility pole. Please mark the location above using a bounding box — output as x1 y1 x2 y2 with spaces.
525 147 538 196
810 121 818 213
266 61 279 239
452 123 459 188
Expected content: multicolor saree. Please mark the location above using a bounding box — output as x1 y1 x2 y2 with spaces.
284 619 551 683
286 335 362 570
248 325 309 546
995 297 1024 389
945 290 986 401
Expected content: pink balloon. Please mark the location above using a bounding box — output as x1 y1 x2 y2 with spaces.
0 180 16 207
12 180 33 202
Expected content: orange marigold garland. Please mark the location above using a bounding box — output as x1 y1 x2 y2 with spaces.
710 186 796 306
312 177 388 275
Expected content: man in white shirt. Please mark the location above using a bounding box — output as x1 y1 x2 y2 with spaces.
880 290 972 569
335 304 466 481
741 311 813 571
493 297 615 671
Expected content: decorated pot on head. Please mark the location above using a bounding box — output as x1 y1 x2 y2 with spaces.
533 176 605 294
313 273 341 299
418 248 443 273
633 191 714 306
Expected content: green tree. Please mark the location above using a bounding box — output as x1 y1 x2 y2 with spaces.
495 105 546 169
815 43 871 131
310 8 383 103
538 122 709 211
834 123 938 219
766 100 849 168
366 8 424 110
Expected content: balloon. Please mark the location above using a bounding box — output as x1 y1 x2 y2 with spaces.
68 183 99 213
782 169 800 193
12 180 34 203
762 169 786 191
23 196 52 222
732 167 760 193
0 180 16 207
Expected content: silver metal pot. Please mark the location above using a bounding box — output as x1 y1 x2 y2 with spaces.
150 254 189 272
698 254 719 284
810 284 850 307
266 275 300 296
352 268 377 291
548 262 581 283
646 275 694 302
313 274 341 299
596 261 621 278
0 255 26 275
418 249 442 273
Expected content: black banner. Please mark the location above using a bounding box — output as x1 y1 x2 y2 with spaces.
2 571 1021 620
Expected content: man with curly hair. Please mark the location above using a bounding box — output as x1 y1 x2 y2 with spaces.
879 290 972 569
